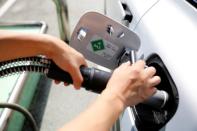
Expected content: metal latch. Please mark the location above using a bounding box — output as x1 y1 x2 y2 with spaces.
117 48 137 66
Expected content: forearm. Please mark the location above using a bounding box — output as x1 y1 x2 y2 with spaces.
59 91 124 131
0 30 61 61
59 61 160 131
0 30 87 88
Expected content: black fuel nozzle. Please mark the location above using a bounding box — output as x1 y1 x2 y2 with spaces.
142 90 169 109
47 61 169 109
0 55 169 109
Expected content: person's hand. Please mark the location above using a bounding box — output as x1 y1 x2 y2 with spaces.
101 60 161 109
0 30 87 89
49 38 87 89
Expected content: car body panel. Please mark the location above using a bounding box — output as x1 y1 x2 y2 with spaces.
106 0 197 130
134 0 197 130
105 0 159 29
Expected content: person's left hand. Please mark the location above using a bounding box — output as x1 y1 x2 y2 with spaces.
49 39 87 89
102 60 161 108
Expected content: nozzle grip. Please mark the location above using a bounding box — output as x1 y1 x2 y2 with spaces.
81 66 111 93
142 90 169 109
47 61 73 83
47 62 111 93
47 62 169 109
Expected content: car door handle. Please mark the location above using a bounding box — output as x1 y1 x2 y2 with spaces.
119 2 133 26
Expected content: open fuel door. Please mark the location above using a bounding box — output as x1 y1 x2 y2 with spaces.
70 12 140 69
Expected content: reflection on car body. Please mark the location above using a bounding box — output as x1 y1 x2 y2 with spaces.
105 0 197 130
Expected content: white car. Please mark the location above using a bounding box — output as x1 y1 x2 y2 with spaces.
105 0 197 131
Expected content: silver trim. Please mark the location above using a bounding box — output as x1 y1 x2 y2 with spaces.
0 72 28 131
0 0 16 17
121 107 138 131
0 21 48 34
128 107 138 131
160 90 169 108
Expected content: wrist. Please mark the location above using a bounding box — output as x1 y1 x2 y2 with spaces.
100 89 125 114
41 34 64 59
30 34 55 58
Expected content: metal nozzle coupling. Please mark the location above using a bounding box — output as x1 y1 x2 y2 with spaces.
142 90 169 109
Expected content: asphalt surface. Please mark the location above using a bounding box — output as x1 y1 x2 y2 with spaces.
0 0 104 130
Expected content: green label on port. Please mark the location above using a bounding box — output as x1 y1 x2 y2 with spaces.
91 39 105 51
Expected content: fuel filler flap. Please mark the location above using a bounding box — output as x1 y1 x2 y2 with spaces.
70 12 141 69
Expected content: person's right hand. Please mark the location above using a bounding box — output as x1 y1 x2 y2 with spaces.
101 60 161 109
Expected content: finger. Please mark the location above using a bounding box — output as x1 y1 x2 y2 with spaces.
143 66 156 78
54 80 61 84
139 86 157 101
73 57 87 89
125 61 131 65
118 61 130 69
82 59 88 67
145 87 157 98
147 76 161 88
132 60 145 69
70 69 83 90
64 82 69 86
140 76 160 100
78 54 88 67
